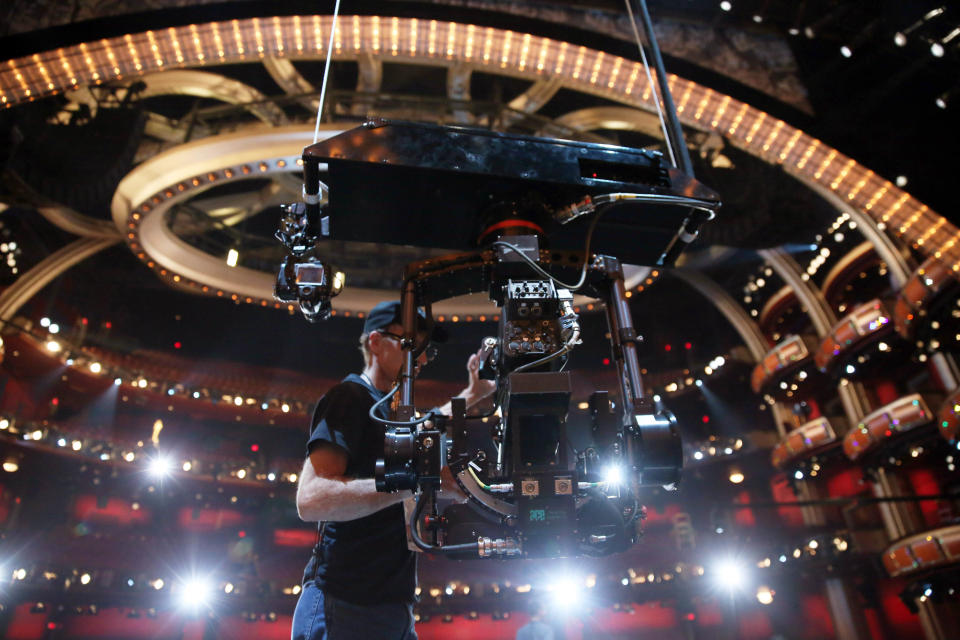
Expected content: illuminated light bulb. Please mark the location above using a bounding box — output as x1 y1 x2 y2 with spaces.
179 577 213 609
147 455 172 479
603 465 624 486
756 585 775 605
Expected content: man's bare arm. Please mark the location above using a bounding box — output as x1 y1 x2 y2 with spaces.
296 444 406 522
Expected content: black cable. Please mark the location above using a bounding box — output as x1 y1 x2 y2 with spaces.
491 207 605 291
367 382 435 427
409 491 478 554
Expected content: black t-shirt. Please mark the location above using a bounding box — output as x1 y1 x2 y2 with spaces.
301 373 417 605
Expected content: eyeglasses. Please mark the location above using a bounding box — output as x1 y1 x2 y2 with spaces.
376 331 439 363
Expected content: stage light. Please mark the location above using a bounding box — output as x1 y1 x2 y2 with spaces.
137 379 147 388
549 576 584 609
845 364 856 375
267 472 276 481
693 451 704 460
177 576 213 609
40 317 50 327
49 324 59 334
719 1 732 11
752 14 762 23
224 582 234 594
234 396 243 406
931 42 944 57
894 32 907 46
152 578 165 590
57 438 66 447
936 94 948 109
237 469 247 479
45 340 61 353
896 175 908 187
2 459 18 473
80 573 91 585
653 394 661 402
728 470 745 484
281 403 290 413
794 469 804 480
0 419 7 429
147 455 173 479
261 402 269 410
226 248 239 267
710 558 749 591
182 461 192 471
71 440 82 451
603 465 624 486
756 585 775 604
114 377 122 386
840 45 852 58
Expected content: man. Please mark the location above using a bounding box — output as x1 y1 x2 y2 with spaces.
292 301 494 640
515 600 555 640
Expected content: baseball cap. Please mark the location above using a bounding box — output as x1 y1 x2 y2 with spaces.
363 301 448 343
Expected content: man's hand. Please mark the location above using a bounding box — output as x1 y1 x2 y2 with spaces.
463 347 496 406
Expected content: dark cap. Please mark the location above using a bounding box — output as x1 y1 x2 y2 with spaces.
363 301 448 343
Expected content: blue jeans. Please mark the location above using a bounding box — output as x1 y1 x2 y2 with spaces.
291 580 417 640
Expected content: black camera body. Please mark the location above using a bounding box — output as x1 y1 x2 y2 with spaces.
273 203 342 322
277 121 713 559
375 426 444 493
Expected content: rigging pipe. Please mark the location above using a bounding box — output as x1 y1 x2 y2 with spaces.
633 0 694 175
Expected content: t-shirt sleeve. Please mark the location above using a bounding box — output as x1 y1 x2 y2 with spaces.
306 384 368 464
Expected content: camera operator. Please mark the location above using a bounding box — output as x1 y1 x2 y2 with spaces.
291 301 494 640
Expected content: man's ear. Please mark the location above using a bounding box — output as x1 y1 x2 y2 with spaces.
367 331 382 355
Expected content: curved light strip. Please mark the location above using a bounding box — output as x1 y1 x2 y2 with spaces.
3 15 957 274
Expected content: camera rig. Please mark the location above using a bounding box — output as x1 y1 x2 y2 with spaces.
277 119 721 559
